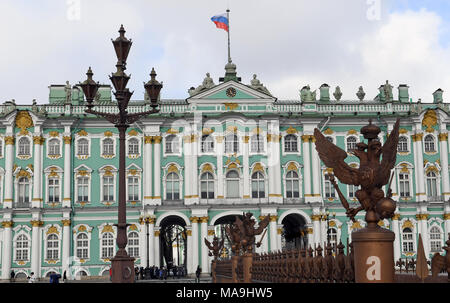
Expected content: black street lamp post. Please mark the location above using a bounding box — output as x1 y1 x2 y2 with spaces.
79 25 162 283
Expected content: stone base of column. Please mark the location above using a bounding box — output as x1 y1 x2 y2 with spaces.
352 226 395 283
111 255 135 283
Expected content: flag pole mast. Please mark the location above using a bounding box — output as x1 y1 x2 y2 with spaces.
227 8 231 63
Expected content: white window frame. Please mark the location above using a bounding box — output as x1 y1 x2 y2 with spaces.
76 137 90 159
224 133 240 155
100 232 115 259
283 134 299 154
424 134 436 153
14 175 32 208
127 137 141 159
127 175 140 202
398 172 412 199
16 136 32 159
45 234 60 261
165 172 181 200
164 134 181 157
200 172 215 199
397 136 409 153
0 137 4 158
13 232 31 263
346 135 358 152
401 227 415 254
74 165 92 204
127 231 140 258
425 170 440 198
250 134 266 155
200 135 215 154
75 232 90 260
429 225 444 253
101 137 115 159
99 166 117 204
226 169 241 198
322 170 336 200
47 137 62 159
285 170 300 198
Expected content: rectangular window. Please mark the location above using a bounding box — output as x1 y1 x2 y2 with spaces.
77 177 89 202
399 174 410 197
103 176 114 201
128 177 139 201
48 178 60 203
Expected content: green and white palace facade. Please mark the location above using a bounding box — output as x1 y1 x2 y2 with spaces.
0 63 450 280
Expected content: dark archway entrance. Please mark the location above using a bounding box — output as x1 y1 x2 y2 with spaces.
213 214 244 258
281 213 308 250
159 216 187 273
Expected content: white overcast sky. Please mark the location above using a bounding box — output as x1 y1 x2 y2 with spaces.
2 0 450 104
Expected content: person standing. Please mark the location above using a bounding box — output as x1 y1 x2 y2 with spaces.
10 270 15 283
29 272 36 283
62 270 67 283
195 266 201 283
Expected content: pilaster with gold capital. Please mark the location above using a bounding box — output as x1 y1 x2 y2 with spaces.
61 219 71 226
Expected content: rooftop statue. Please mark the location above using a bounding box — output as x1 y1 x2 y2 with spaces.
333 86 342 101
314 118 400 225
65 81 72 103
300 85 316 102
188 72 216 96
356 86 365 101
250 74 271 95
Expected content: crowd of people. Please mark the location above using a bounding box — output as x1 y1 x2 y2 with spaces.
134 265 187 280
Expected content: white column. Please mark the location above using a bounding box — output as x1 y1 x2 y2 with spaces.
439 132 450 200
272 132 282 201
216 136 224 199
183 134 191 203
200 217 208 273
311 136 321 202
413 128 426 201
277 225 282 250
143 136 153 205
312 214 321 246
61 219 71 278
190 216 199 271
267 134 276 200
391 214 400 264
139 218 147 268
1 221 13 279
243 135 250 199
307 225 314 249
148 218 155 266
30 220 42 278
32 135 43 208
302 134 312 202
154 228 160 267
387 124 398 201
419 215 430 257
3 136 14 209
63 135 72 207
320 216 327 247
186 228 193 274
191 134 199 204
207 226 214 273
269 215 278 251
444 212 450 236
153 136 162 204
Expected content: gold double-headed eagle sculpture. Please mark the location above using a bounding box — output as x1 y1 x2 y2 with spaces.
314 118 400 225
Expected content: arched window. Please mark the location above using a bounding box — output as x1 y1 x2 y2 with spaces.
127 176 139 201
348 184 358 198
128 138 139 155
251 171 265 198
77 176 89 202
18 137 30 156
48 138 60 156
402 227 414 253
103 138 114 156
398 136 408 152
76 233 89 259
101 232 115 259
286 170 300 198
399 173 410 198
429 226 442 252
48 177 60 203
225 133 239 153
426 171 438 198
165 135 179 154
424 135 435 153
17 177 30 205
201 135 214 153
15 234 29 261
324 174 335 198
166 172 180 200
127 231 139 258
200 172 214 199
284 135 298 152
46 234 59 260
346 136 357 151
251 134 264 153
327 227 338 248
226 170 240 198
77 138 89 156
102 176 114 202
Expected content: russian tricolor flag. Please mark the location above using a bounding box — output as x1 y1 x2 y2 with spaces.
211 13 229 32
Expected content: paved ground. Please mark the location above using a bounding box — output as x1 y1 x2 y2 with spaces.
4 276 213 283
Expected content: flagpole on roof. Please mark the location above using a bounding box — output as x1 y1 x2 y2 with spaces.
227 8 231 63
